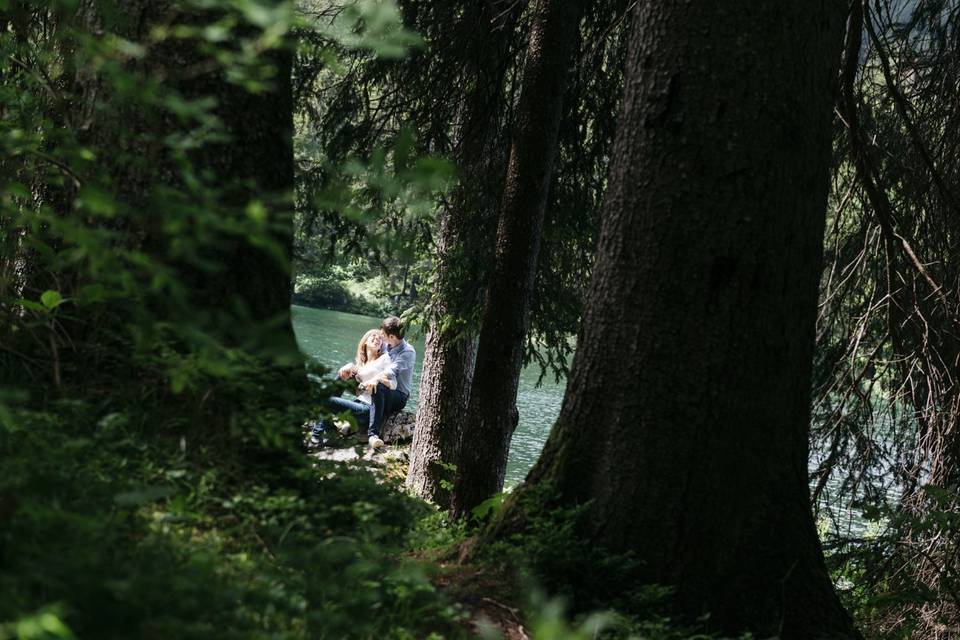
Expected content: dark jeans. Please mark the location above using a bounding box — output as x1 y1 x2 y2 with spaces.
311 395 372 440
368 384 408 438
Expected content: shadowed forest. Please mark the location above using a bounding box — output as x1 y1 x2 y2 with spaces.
2 1 960 638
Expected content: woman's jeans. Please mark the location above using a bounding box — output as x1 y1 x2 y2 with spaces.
310 395 371 441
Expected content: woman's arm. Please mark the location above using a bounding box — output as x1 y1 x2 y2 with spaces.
356 354 396 391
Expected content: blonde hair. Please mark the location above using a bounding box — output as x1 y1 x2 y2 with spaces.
354 329 382 367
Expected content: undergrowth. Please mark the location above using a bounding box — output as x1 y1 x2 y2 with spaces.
0 382 468 639
404 487 748 640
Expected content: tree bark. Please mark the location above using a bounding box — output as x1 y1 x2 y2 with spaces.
450 0 584 519
104 2 300 362
20 2 301 392
482 1 860 637
406 1 517 507
151 4 299 359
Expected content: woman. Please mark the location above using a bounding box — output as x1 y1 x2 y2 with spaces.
309 329 395 448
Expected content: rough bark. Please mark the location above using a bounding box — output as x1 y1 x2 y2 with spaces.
407 317 478 505
152 5 299 358
483 1 860 637
108 2 300 360
406 1 517 507
450 0 584 519
17 2 301 392
0 3 32 303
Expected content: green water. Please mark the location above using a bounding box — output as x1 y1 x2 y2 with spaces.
291 305 566 484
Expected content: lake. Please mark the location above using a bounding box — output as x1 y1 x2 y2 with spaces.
292 305 566 485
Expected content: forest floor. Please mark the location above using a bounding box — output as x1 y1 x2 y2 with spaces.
307 427 531 638
433 562 529 639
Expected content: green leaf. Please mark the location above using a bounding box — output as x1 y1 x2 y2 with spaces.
246 200 267 223
3 181 30 199
113 485 175 506
471 492 508 522
116 38 147 59
40 290 63 309
13 607 75 640
78 186 117 217
14 298 47 313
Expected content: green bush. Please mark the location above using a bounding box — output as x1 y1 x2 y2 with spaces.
293 271 385 316
0 395 468 639
470 486 744 640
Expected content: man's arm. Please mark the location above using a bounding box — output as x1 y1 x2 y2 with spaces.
360 358 396 393
391 348 415 381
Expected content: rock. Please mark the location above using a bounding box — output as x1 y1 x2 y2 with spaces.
303 410 414 473
305 410 415 444
380 410 415 444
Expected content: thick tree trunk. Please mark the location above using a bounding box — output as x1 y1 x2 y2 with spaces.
406 1 516 507
114 2 300 361
483 1 859 637
144 4 299 360
409 314 478 505
51 2 299 389
182 49 299 359
450 0 583 518
0 4 32 303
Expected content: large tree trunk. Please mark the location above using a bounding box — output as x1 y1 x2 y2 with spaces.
482 1 859 637
450 0 584 519
406 2 517 507
0 3 33 304
180 47 299 360
144 3 299 360
9 2 301 395
103 2 299 362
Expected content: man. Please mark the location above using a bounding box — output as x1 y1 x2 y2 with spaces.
367 315 416 449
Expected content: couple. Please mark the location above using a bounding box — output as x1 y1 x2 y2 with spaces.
310 316 416 449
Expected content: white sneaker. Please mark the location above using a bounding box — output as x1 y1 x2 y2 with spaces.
368 435 384 449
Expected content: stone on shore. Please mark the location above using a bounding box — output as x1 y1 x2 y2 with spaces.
380 410 415 444
306 410 414 473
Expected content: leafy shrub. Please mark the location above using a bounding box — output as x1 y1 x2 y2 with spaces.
471 485 744 640
293 271 384 316
0 394 469 639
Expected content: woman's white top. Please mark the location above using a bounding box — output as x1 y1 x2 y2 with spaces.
352 353 396 404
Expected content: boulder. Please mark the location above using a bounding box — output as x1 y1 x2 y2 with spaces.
304 410 415 446
380 410 415 444
306 410 414 475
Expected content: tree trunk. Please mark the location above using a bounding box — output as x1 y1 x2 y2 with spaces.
406 1 517 507
152 5 299 360
111 2 300 362
482 1 860 637
450 0 583 518
41 2 299 391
